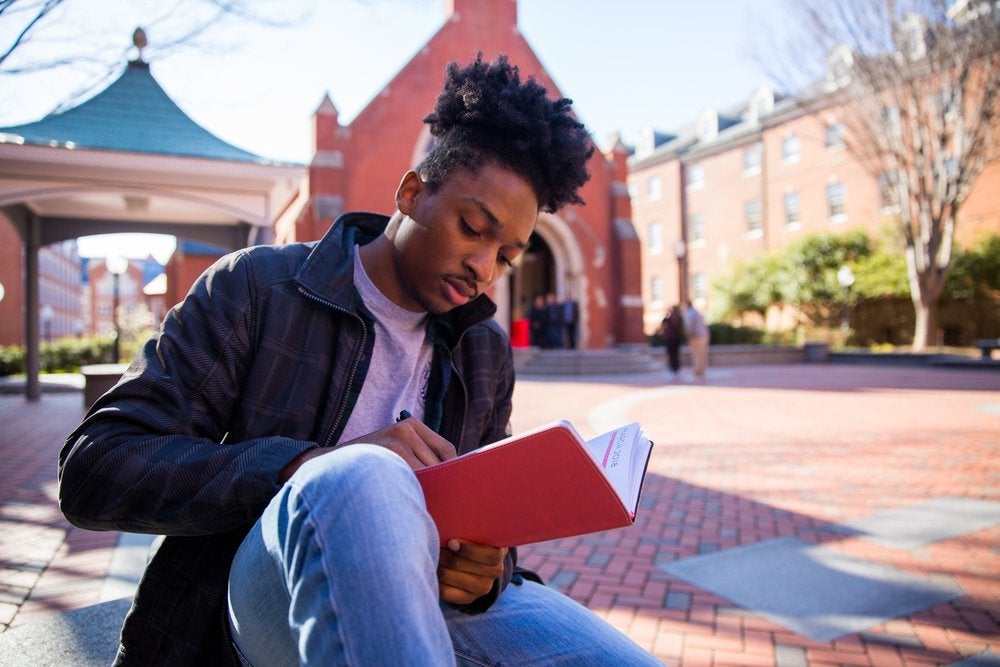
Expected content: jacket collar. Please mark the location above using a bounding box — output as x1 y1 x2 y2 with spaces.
296 212 498 343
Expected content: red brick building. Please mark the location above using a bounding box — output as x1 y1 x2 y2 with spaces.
629 85 1000 335
0 220 83 346
282 0 644 348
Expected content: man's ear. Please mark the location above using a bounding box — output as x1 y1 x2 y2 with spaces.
395 171 422 215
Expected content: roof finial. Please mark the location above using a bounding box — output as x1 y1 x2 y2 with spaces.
132 27 148 62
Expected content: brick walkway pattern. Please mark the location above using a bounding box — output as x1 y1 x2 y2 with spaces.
1 363 998 665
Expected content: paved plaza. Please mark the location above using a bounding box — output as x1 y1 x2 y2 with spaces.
0 362 998 665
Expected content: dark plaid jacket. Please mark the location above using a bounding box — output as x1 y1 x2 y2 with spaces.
58 213 518 665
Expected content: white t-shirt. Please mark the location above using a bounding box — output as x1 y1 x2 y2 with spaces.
337 245 434 444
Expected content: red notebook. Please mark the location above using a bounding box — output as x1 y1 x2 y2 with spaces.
414 420 653 547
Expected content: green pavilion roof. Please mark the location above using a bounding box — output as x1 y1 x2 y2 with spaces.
0 60 267 163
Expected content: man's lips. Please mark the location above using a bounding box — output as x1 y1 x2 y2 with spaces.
443 276 477 304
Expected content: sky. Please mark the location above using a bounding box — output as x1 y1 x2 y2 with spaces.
1 0 792 263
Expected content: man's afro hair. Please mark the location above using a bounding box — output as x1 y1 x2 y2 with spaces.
418 53 594 213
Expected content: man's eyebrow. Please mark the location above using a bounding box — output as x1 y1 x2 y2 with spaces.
473 198 529 250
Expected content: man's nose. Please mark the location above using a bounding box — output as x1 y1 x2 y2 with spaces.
465 245 496 284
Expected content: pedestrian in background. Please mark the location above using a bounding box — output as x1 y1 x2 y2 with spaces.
658 304 683 378
544 291 564 349
684 300 710 380
561 293 579 349
529 293 547 347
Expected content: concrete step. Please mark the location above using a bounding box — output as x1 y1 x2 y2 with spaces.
514 348 663 376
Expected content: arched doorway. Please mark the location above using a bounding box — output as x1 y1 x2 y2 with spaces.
512 232 556 320
494 211 588 348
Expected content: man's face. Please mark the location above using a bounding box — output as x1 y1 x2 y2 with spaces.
388 162 538 314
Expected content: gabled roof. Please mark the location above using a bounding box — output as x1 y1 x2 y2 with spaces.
0 60 265 163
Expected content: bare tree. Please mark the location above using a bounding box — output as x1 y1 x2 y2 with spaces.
1 0 311 113
768 0 1000 350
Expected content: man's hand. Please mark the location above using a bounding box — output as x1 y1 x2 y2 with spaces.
438 539 508 605
277 417 457 482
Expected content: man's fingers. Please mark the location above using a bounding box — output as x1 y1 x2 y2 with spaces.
445 540 507 567
438 583 477 606
403 419 457 463
437 564 495 601
439 543 506 577
337 418 457 470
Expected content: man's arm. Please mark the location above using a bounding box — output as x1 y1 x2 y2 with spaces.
59 251 313 537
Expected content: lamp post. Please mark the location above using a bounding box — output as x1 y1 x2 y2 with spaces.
673 238 688 305
837 265 856 337
105 255 129 363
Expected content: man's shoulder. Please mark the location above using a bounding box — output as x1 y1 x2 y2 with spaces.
214 243 313 287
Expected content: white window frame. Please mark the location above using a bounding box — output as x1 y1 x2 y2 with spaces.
784 191 801 230
782 134 801 163
827 182 847 222
686 163 704 191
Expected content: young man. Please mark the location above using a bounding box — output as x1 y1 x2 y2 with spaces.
59 55 663 665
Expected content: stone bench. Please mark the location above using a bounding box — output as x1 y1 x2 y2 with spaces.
0 598 128 666
974 338 1000 360
80 363 129 408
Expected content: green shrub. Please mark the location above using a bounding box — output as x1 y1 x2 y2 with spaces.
0 336 117 376
707 323 765 345
0 345 24 376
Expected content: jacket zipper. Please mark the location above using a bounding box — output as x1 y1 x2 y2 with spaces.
298 286 369 447
451 331 469 450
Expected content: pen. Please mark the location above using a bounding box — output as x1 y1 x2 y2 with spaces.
396 409 412 422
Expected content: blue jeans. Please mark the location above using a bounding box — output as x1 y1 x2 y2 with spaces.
228 445 663 666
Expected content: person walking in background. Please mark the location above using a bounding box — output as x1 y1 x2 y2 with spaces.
544 291 564 349
684 300 710 380
658 304 683 378
561 292 579 349
529 293 548 348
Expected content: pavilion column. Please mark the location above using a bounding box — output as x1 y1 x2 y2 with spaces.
24 212 41 401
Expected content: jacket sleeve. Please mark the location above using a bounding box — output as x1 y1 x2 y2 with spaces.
58 251 317 537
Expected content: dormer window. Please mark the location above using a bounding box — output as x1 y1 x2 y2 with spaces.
825 44 854 90
697 109 719 143
747 85 774 125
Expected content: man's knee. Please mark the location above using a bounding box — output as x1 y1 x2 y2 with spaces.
285 445 426 528
292 444 411 491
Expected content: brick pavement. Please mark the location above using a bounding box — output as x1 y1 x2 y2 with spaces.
0 363 998 665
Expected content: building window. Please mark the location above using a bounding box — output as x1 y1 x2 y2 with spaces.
827 182 847 221
688 212 705 243
686 163 704 190
692 272 708 301
824 122 844 149
877 171 899 210
782 134 801 163
743 143 762 174
647 175 662 200
745 200 763 234
650 275 663 304
648 221 664 254
784 191 801 228
627 181 638 200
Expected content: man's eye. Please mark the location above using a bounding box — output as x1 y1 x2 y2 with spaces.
460 219 480 237
498 254 514 268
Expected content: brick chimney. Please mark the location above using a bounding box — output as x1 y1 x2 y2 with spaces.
445 0 517 28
